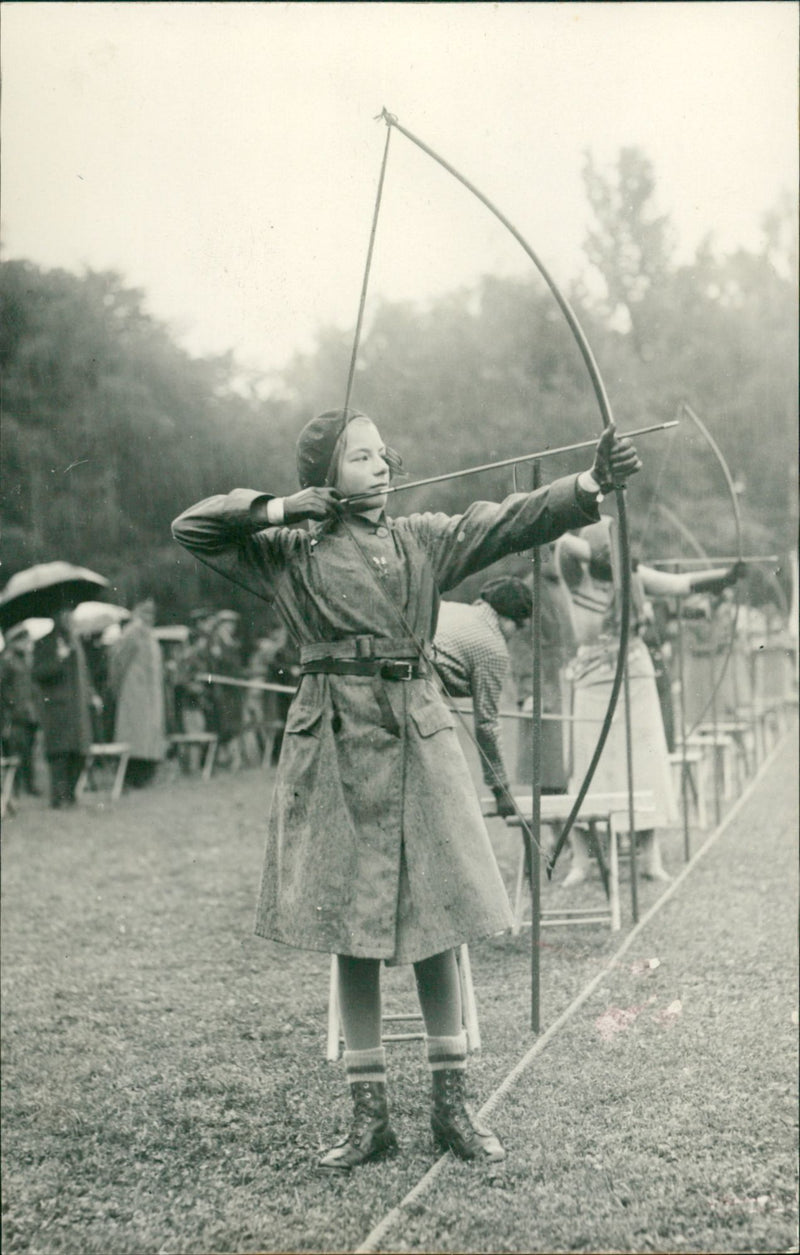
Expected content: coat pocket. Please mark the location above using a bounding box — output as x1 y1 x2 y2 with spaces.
284 700 324 737
409 698 456 739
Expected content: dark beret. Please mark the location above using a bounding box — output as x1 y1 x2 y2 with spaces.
295 409 365 489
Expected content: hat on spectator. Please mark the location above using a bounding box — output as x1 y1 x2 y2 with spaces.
479 576 533 623
189 607 216 625
5 623 31 644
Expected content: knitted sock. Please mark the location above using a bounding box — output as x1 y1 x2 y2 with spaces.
426 1031 468 1073
343 1045 387 1086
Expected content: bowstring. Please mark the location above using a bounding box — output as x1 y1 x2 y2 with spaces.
637 412 680 560
634 413 682 661
680 402 744 738
342 121 393 416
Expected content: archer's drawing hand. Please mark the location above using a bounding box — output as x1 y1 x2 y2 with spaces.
283 488 343 523
591 424 643 492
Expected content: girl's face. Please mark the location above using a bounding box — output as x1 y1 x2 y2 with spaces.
335 418 391 515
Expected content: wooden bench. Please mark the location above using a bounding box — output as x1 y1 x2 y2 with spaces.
744 699 792 761
700 719 754 784
168 732 218 781
326 944 481 1062
669 747 708 829
1 755 20 819
75 743 131 802
684 730 737 800
496 790 657 934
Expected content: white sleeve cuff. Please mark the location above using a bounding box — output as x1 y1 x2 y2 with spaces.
265 497 285 525
577 470 604 500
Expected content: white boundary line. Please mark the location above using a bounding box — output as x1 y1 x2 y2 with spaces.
356 727 795 1255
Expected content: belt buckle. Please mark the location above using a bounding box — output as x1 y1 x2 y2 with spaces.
380 659 413 681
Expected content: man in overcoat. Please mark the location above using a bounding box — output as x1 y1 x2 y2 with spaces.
32 610 93 807
109 599 166 787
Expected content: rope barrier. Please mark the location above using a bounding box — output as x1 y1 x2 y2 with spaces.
201 672 606 721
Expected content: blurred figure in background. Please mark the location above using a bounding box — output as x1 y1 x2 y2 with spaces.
555 521 743 885
508 550 577 796
0 625 41 796
154 625 191 737
81 627 116 743
433 576 532 818
32 610 93 808
172 607 216 773
265 628 300 766
109 598 166 787
241 633 272 763
640 597 676 753
205 610 244 770
243 623 296 765
682 588 753 727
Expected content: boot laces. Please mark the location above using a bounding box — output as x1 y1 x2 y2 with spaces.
436 1071 481 1138
349 1082 384 1142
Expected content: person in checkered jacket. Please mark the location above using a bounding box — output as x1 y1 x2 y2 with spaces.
433 577 532 818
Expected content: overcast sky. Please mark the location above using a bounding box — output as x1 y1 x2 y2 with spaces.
2 2 797 376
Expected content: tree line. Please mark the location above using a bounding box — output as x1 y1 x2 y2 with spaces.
1 149 796 640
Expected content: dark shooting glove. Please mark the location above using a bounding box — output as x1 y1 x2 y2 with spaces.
591 425 643 493
690 561 745 596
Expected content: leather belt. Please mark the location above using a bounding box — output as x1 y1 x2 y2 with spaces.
300 658 425 681
299 637 429 735
300 635 424 664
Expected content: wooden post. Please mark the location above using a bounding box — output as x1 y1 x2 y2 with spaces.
622 652 638 922
675 581 691 861
610 516 638 922
710 646 721 827
530 460 542 1034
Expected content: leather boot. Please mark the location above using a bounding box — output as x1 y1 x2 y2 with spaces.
319 1080 398 1170
431 1069 505 1162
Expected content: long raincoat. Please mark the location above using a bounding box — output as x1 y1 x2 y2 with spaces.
32 628 93 756
172 479 598 963
110 619 167 761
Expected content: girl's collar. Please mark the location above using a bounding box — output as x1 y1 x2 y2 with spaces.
343 509 392 533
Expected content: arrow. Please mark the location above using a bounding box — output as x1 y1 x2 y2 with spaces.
343 420 678 505
646 555 779 567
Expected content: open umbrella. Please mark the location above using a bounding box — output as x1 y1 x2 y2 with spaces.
0 562 109 632
0 617 55 653
72 601 130 636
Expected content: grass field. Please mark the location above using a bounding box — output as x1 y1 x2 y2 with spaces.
2 730 798 1254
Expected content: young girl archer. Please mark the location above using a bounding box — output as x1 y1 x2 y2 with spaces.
172 407 641 1169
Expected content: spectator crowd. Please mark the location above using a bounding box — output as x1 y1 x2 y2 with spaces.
0 542 794 848
0 602 300 808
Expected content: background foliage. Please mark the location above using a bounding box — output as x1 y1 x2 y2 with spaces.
2 150 796 637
